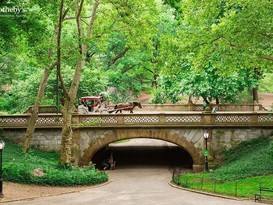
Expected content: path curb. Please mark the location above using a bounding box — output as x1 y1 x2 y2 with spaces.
168 181 252 202
0 180 111 203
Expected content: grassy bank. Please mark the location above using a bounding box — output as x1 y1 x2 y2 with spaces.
174 137 273 198
2 138 108 186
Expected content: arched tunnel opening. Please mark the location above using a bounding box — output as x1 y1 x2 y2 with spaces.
91 138 193 171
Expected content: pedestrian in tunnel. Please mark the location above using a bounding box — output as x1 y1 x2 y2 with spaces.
101 153 115 170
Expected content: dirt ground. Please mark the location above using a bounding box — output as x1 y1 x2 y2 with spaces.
259 93 273 109
0 182 96 203
1 93 272 203
138 92 273 109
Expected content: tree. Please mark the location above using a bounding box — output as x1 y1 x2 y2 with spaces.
22 0 65 153
153 64 260 104
59 0 100 165
178 0 273 72
151 0 272 103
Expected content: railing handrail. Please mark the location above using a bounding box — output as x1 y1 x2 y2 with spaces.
1 111 272 128
22 103 267 113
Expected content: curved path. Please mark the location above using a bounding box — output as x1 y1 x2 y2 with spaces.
4 139 257 205
4 167 257 205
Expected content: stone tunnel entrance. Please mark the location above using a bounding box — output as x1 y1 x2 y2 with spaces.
91 138 193 170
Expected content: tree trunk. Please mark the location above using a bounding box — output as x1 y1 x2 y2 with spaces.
59 0 100 166
22 0 66 153
22 62 57 153
60 100 74 165
252 87 259 103
60 59 84 165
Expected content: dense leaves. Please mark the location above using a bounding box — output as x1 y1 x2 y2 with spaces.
1 0 272 113
2 138 108 186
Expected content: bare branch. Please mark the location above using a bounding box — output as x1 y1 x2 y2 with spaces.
62 7 70 21
86 0 100 39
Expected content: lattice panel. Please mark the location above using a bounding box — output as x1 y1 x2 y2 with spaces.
258 115 273 123
215 115 251 123
124 116 159 123
82 116 100 123
37 116 63 125
0 117 28 125
166 115 202 123
82 116 117 124
39 106 57 113
194 106 203 111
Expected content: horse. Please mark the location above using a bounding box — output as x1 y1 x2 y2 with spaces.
109 101 142 113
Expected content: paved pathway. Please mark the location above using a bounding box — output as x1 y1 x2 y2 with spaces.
4 167 257 205
4 139 257 205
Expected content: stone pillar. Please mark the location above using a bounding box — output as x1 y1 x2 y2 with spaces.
159 114 165 124
202 114 212 125
117 115 124 124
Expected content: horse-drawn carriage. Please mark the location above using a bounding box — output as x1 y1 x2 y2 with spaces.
78 94 142 114
78 95 107 114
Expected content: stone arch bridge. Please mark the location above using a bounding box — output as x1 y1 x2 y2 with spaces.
1 104 273 172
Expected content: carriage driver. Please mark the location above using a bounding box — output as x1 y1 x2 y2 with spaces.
99 92 106 104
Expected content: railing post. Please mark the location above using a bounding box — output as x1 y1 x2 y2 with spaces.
189 103 194 111
251 113 258 124
159 113 165 124
117 115 124 124
202 113 212 125
72 114 80 126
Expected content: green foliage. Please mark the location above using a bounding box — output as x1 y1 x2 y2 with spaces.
153 64 259 104
216 137 273 181
175 174 273 198
178 0 273 72
178 137 273 185
259 73 273 93
176 137 273 198
269 140 273 158
2 138 108 186
1 0 272 113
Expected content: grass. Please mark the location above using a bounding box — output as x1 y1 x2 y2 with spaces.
2 138 108 186
174 136 273 199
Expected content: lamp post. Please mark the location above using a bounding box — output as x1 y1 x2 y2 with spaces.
0 140 5 197
203 131 209 172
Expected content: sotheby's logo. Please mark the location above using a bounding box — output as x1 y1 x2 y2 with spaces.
0 0 26 17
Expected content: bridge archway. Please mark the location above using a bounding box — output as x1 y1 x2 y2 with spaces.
91 138 194 169
79 128 204 172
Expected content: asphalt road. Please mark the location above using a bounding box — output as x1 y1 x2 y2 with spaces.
4 139 257 205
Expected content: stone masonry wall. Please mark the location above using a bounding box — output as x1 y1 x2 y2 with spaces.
1 127 273 169
1 128 61 152
212 128 273 164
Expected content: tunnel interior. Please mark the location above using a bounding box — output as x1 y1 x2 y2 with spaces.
91 138 193 170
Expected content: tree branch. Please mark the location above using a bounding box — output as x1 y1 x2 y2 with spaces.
261 54 273 61
122 65 134 74
86 0 100 39
57 0 69 98
110 46 130 65
75 0 85 54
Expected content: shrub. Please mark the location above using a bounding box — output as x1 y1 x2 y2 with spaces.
2 138 108 186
